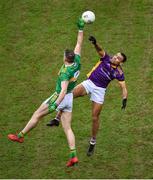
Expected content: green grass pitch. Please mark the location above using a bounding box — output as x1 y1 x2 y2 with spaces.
0 0 153 178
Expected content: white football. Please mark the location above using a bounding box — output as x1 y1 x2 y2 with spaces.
82 11 95 24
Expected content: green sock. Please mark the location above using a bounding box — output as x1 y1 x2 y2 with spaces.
17 132 24 138
69 148 77 158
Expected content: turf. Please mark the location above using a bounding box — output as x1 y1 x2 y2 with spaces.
0 0 153 178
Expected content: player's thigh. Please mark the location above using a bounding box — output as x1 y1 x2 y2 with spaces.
35 103 49 118
73 83 87 98
92 101 103 117
61 111 72 130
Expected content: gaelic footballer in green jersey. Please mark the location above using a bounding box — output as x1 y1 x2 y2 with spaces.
8 18 85 167
45 52 81 113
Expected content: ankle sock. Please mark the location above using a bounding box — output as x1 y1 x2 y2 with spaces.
17 132 24 138
55 117 60 121
90 137 96 145
70 148 77 158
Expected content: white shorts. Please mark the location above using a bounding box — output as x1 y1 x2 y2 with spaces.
81 79 106 104
56 93 73 112
43 92 73 112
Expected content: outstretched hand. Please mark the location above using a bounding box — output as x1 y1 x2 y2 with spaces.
77 18 85 30
89 36 97 45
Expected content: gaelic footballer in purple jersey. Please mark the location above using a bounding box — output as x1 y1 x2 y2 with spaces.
87 53 125 88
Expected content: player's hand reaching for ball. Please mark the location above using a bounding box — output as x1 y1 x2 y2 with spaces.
77 18 85 30
89 36 97 45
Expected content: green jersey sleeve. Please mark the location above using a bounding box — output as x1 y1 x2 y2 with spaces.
74 54 81 64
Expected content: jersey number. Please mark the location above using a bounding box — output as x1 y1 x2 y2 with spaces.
69 70 80 82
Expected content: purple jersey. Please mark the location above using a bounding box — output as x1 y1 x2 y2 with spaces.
87 53 125 88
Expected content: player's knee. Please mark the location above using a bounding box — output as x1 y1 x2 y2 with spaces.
93 110 101 118
63 125 71 133
33 110 41 119
92 115 99 122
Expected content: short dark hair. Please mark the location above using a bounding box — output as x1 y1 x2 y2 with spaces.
120 52 127 62
64 49 75 63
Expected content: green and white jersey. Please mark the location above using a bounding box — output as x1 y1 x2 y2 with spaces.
55 54 81 94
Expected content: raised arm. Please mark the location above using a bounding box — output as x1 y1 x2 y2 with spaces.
118 81 128 110
74 18 85 55
89 36 105 57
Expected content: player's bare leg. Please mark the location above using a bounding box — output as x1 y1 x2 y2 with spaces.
47 83 87 126
61 111 78 167
8 103 50 143
87 102 103 156
73 83 87 98
22 104 49 134
61 111 75 149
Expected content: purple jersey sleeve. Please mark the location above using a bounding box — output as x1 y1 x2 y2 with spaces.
115 67 125 81
100 52 110 62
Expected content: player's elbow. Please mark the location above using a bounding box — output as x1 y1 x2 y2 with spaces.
98 50 105 57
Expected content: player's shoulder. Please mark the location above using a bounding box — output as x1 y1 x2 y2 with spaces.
59 64 66 73
59 64 69 75
67 64 78 73
117 65 124 75
100 52 110 61
74 54 81 63
75 53 81 58
69 54 81 69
